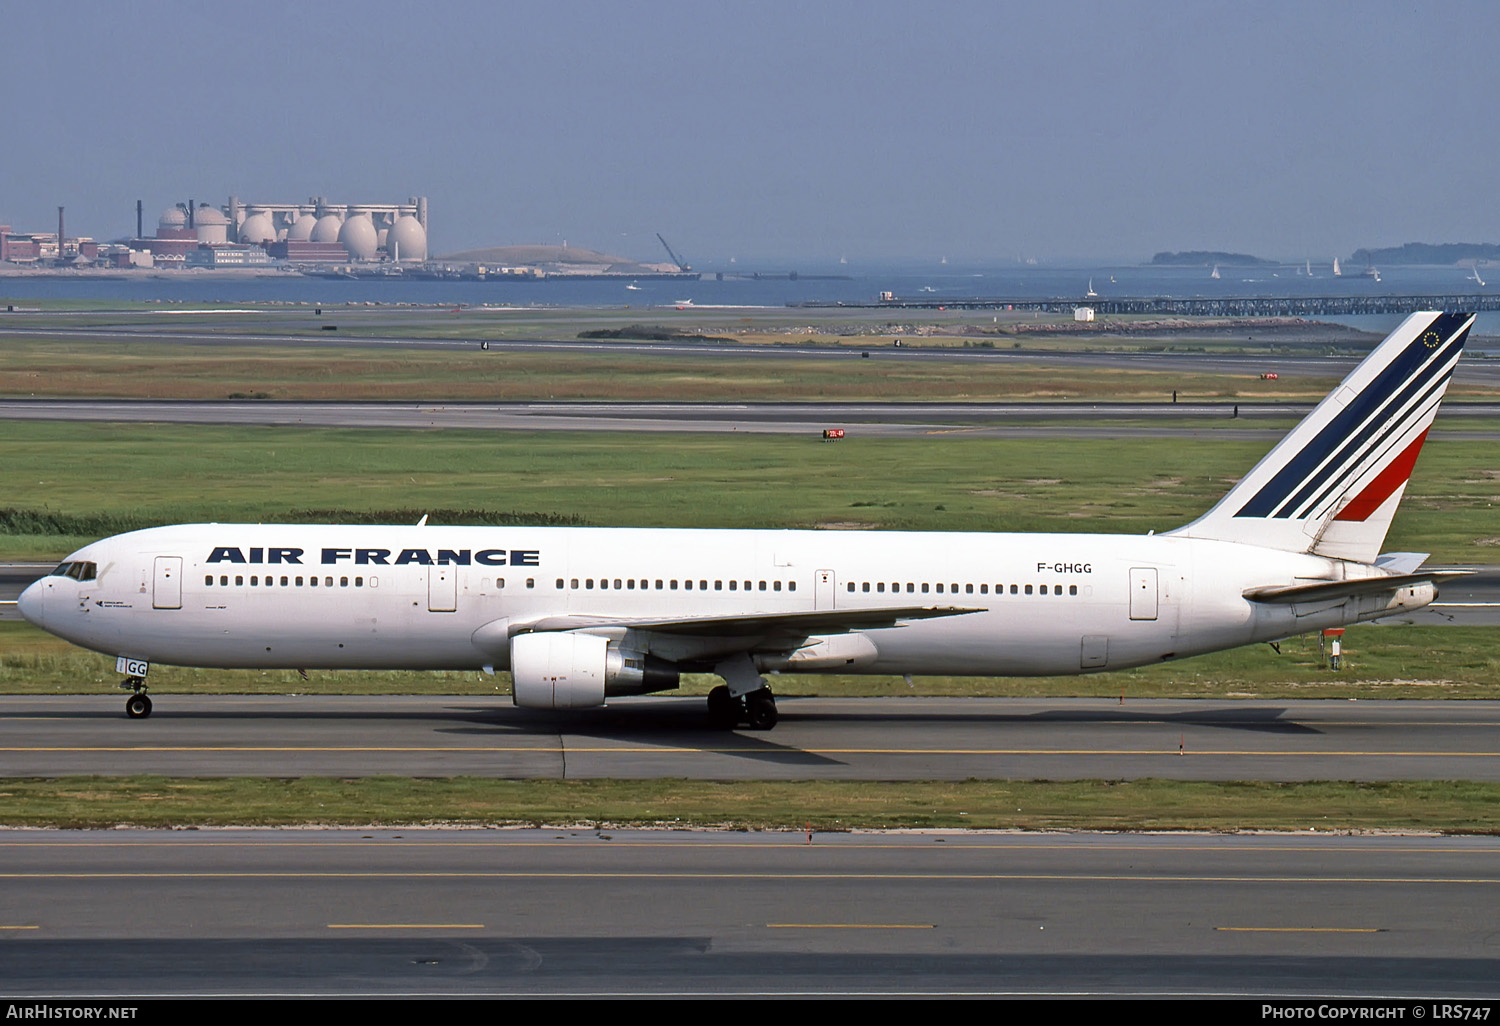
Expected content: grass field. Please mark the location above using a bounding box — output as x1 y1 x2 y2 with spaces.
0 333 1373 401
2 419 1497 560
3 777 1496 831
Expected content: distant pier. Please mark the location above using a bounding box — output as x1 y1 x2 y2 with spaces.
792 293 1500 315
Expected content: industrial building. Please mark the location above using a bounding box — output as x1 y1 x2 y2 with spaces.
0 195 431 269
140 195 428 266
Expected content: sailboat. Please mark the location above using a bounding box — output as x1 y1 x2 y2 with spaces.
1086 278 1098 298
1471 264 1486 287
1305 259 1314 278
1210 265 1221 280
1333 258 1342 277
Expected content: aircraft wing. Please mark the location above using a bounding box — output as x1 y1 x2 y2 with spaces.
1242 570 1470 604
520 605 984 637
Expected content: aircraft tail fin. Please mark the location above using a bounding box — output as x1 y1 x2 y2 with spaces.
1167 311 1473 563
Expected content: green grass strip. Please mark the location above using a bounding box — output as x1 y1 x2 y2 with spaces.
1 777 1496 832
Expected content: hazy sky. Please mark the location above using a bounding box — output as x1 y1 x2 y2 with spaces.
5 0 1497 264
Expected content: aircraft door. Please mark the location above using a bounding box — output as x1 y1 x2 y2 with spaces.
153 556 182 610
815 569 836 609
428 566 458 612
1129 567 1158 620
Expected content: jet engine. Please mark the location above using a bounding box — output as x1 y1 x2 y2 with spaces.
510 631 680 710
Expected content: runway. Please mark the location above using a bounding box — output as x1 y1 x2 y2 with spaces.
2 828 1496 997
6 696 1500 780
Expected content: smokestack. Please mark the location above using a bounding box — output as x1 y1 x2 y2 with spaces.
57 207 64 256
187 199 194 229
136 200 143 240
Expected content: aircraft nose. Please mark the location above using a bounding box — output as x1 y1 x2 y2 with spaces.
16 578 46 628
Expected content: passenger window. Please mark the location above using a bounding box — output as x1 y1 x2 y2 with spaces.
220 575 229 586
774 581 782 592
527 578 535 589
1069 584 1078 595
205 575 213 586
1025 584 1033 595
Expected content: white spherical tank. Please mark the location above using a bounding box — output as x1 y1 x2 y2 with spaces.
338 214 378 261
385 215 427 261
286 213 318 241
311 213 343 243
238 211 276 245
194 206 229 245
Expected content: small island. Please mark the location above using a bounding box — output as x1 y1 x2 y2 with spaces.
1149 251 1276 267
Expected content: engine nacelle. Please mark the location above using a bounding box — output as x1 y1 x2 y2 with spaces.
510 632 681 710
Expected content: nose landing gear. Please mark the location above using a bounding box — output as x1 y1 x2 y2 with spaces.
120 677 152 719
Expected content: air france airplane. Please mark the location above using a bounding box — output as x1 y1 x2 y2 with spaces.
17 311 1474 730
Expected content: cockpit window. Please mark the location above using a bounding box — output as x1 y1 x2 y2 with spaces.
49 561 97 581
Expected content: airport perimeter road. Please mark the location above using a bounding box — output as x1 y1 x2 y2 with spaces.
5 397 1500 440
5 696 1500 781
1 829 1497 997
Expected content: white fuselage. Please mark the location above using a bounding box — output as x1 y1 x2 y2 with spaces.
18 523 1432 678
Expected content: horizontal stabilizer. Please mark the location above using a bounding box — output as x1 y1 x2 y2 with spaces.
1373 552 1431 574
521 605 984 638
1243 570 1469 604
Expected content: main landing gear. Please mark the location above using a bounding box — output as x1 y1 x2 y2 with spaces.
120 677 152 719
706 652 778 731
706 685 778 731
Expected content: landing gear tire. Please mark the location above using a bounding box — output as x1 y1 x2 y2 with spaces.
744 688 778 731
125 693 153 719
706 685 742 730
